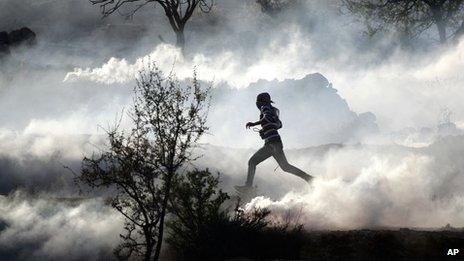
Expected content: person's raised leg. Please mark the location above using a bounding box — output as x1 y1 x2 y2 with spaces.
271 142 313 183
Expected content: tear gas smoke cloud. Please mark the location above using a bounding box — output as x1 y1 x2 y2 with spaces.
65 38 464 133
221 136 464 229
1 0 464 258
0 128 106 194
1 137 463 260
3 0 464 137
0 192 121 260
64 30 312 88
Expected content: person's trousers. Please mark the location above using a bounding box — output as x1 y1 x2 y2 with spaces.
246 140 310 186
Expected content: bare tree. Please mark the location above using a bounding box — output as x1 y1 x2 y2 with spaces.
89 0 214 49
78 62 210 261
342 0 464 44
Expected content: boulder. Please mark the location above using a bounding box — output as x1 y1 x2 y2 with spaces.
0 31 9 45
8 27 36 46
0 31 10 56
0 27 36 58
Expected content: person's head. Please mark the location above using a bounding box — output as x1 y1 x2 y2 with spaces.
256 92 273 109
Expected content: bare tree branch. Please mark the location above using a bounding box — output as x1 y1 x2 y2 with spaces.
342 0 464 45
89 0 214 49
77 62 211 261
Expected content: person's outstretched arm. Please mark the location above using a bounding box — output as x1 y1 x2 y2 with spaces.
246 119 264 129
246 106 272 128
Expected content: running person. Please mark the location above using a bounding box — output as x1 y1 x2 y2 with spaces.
235 93 313 193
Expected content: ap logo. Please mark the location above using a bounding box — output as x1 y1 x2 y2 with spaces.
447 249 459 256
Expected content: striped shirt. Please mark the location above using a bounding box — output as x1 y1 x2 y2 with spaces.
259 104 282 143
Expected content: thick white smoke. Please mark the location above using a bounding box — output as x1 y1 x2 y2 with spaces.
64 38 464 134
64 26 312 88
1 0 464 258
0 192 121 260
243 136 464 229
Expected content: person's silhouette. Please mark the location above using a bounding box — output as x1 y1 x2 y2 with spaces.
235 93 313 193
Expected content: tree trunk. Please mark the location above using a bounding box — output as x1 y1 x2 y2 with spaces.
175 29 185 50
454 20 464 42
430 6 447 44
436 20 447 44
145 239 153 261
153 175 173 261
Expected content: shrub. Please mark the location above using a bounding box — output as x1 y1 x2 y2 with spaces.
167 169 305 260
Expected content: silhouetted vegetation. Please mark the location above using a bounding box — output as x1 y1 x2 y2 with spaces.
77 62 210 261
89 0 214 49
342 0 464 44
166 169 305 260
164 170 464 260
165 168 464 260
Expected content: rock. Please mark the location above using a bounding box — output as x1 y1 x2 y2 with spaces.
8 27 36 46
0 31 9 45
0 31 10 56
0 27 36 58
